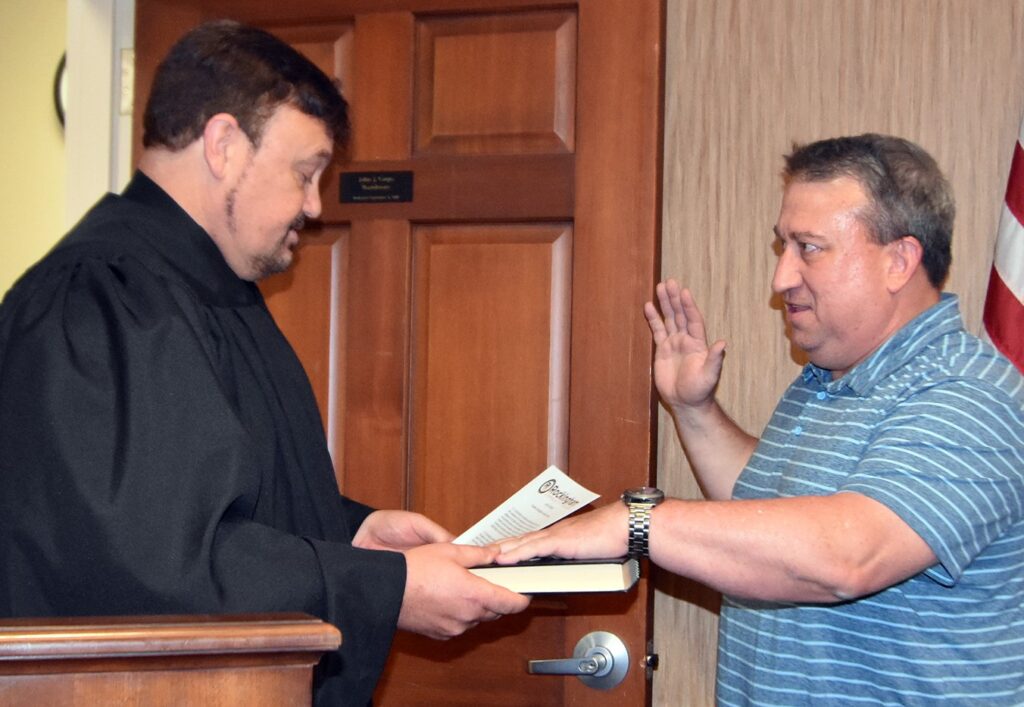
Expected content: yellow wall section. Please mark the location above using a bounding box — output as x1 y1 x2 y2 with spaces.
0 1 68 296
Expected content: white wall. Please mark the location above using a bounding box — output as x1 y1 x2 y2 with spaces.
65 0 135 227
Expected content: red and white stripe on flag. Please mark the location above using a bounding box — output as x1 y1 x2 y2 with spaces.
984 120 1024 373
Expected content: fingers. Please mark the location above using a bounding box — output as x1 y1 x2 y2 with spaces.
655 281 681 335
644 301 667 343
433 572 530 637
677 286 708 341
449 543 499 567
429 596 529 639
482 583 532 616
650 279 701 341
399 543 529 640
663 279 689 333
495 536 554 566
495 546 534 565
495 531 540 556
657 279 685 333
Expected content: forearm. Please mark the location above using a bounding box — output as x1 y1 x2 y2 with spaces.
669 400 758 500
648 494 935 603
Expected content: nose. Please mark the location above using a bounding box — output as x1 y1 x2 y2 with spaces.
771 244 802 294
303 183 323 220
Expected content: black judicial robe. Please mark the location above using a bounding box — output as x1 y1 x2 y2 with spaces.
0 173 406 706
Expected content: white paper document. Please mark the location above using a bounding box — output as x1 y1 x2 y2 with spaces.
454 465 599 546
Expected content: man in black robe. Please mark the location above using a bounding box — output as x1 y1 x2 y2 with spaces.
0 20 528 706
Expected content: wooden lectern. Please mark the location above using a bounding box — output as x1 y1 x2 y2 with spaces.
0 613 341 706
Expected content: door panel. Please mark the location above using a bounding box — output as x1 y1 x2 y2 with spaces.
379 607 568 706
410 223 572 528
414 11 576 155
135 1 663 704
352 13 411 160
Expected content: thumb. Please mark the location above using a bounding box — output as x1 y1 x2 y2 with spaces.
411 514 456 543
449 543 498 567
705 339 727 380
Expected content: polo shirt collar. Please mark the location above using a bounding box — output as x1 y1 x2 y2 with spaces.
802 293 964 396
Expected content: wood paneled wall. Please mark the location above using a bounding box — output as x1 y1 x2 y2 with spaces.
653 1 1024 704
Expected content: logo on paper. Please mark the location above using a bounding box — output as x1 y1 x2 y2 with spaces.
538 479 580 507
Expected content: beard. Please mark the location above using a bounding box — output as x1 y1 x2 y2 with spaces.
248 218 303 281
225 184 305 281
248 244 292 281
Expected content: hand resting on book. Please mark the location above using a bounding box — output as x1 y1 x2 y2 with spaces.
495 502 630 566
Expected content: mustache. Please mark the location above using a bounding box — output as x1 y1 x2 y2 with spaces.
289 214 307 232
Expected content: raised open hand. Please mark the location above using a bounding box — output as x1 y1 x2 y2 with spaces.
644 279 727 412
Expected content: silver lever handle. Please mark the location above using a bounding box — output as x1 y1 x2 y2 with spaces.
527 631 629 690
528 647 612 676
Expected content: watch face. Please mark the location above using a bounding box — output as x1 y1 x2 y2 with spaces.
623 486 664 504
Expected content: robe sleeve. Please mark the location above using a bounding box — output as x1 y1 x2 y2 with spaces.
0 250 405 706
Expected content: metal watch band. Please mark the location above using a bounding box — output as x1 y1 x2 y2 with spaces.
627 503 655 558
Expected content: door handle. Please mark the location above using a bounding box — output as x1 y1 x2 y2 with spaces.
529 648 612 677
528 630 629 690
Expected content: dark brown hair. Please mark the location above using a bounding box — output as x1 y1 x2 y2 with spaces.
784 134 954 288
142 20 349 150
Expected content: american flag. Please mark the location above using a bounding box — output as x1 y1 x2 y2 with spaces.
983 118 1024 373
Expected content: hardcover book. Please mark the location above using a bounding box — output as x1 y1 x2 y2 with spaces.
470 556 639 594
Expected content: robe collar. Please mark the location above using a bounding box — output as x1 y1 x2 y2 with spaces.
121 171 262 307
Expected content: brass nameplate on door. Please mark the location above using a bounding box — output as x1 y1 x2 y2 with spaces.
340 171 414 203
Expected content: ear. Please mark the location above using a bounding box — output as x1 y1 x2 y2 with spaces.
885 235 925 292
202 113 247 180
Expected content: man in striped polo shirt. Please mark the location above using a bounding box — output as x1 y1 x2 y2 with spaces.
498 134 1024 704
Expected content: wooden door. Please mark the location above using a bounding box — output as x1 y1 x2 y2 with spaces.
134 1 663 704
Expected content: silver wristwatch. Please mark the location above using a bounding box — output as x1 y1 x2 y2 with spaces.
622 486 664 559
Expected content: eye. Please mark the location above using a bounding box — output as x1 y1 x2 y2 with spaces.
798 240 821 255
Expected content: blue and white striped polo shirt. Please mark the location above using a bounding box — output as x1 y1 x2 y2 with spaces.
717 294 1024 706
